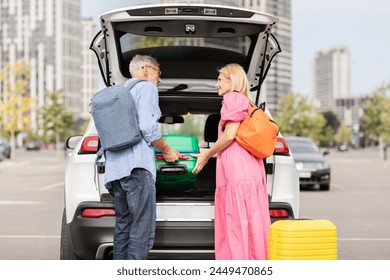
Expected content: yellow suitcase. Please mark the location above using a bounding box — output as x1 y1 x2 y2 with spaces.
268 219 337 260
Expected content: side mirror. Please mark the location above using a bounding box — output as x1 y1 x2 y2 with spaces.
66 135 83 149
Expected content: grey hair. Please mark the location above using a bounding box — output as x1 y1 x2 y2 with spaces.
129 54 159 76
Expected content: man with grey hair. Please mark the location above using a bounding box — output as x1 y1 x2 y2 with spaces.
105 54 182 260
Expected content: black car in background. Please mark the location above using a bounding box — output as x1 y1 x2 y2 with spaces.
285 136 331 191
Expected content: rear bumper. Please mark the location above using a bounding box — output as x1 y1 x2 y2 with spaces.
68 201 215 260
68 202 115 259
298 169 330 186
68 201 295 259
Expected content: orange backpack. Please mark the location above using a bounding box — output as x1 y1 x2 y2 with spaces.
236 101 279 159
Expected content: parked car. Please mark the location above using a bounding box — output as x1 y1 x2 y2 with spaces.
338 142 349 152
285 136 331 191
0 137 11 159
0 145 4 161
61 3 300 260
25 141 41 151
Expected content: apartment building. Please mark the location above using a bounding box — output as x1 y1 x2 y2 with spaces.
0 0 84 133
313 46 351 112
81 18 98 119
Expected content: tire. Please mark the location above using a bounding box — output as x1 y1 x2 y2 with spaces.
319 183 330 191
60 209 81 260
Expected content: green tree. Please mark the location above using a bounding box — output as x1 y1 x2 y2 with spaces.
319 125 336 147
336 122 353 144
322 111 340 132
382 98 390 143
361 83 390 144
319 111 340 147
275 92 326 143
40 90 74 149
0 59 34 158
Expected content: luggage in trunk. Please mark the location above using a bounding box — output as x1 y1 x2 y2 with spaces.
155 135 199 192
268 219 337 260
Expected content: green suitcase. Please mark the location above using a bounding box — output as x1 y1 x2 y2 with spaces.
155 135 199 192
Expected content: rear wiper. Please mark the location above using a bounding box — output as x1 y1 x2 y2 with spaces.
167 84 188 93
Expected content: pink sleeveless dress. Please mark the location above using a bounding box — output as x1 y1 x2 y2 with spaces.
214 91 270 260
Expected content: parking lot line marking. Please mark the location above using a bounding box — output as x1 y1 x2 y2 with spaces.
339 238 390 241
0 235 60 239
0 200 44 205
39 181 64 191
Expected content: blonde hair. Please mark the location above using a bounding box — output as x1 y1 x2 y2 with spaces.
218 63 251 99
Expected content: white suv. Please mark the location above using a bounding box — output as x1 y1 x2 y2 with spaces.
61 3 300 260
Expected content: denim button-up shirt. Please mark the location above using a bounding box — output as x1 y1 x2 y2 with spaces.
104 78 162 187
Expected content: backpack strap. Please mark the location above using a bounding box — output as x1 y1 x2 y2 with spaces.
124 78 145 91
249 100 266 111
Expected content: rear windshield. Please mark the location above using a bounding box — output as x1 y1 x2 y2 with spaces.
288 141 320 154
159 113 207 146
117 35 251 79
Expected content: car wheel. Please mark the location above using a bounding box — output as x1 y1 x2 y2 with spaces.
60 209 81 260
319 184 330 191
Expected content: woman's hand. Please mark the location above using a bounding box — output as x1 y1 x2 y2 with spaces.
191 151 211 174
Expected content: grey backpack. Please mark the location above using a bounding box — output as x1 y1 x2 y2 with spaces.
91 79 144 152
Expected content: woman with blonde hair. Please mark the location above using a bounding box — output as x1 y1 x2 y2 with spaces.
192 63 270 260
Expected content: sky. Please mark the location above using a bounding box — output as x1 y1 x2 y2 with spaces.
82 0 390 96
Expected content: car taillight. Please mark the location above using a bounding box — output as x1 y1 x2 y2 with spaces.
274 137 290 156
269 209 289 219
81 208 115 218
79 135 99 154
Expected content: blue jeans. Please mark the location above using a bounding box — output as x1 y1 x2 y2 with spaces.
111 168 156 260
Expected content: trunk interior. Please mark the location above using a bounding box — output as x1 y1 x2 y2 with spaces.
155 92 221 202
156 157 216 202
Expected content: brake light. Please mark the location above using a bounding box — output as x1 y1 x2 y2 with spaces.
79 136 99 154
81 208 115 218
269 209 289 218
274 137 290 155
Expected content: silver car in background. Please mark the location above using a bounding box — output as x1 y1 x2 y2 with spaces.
0 137 11 160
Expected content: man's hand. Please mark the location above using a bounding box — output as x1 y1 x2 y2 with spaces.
162 147 182 162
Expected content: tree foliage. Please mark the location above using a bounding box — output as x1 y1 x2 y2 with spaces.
0 59 34 157
321 111 340 132
275 92 326 143
336 122 353 144
319 111 340 146
39 90 74 147
361 83 390 143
